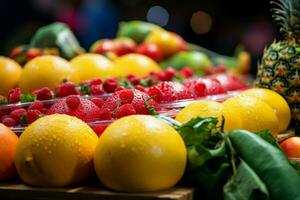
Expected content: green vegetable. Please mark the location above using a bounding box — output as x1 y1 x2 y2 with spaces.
117 21 161 43
224 159 270 200
228 130 300 200
30 22 84 59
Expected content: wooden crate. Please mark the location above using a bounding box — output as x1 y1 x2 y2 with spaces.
0 182 195 200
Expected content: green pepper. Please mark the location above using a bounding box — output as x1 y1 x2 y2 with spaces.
228 130 300 200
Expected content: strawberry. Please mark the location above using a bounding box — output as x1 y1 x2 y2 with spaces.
119 89 134 104
90 78 102 85
91 124 107 136
10 108 27 123
200 78 226 95
114 86 125 92
28 100 44 112
55 82 80 97
33 87 53 100
126 75 140 85
26 109 42 124
135 85 146 92
8 88 21 103
103 78 118 93
183 79 207 98
98 108 112 120
163 67 176 81
2 117 17 127
115 104 136 118
66 95 81 110
90 84 104 95
11 105 23 111
180 67 194 78
90 98 104 108
212 74 249 91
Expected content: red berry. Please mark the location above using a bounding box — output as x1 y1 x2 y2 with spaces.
66 95 81 110
33 87 53 100
164 67 176 81
55 82 80 97
91 124 107 136
127 75 140 85
181 67 194 78
118 89 134 104
114 86 125 92
26 109 42 124
11 105 23 111
28 100 44 112
8 88 21 103
1 114 9 122
194 82 206 97
90 78 102 85
2 117 17 127
90 98 104 108
99 108 112 120
90 84 104 95
10 108 27 123
103 78 118 93
115 104 136 118
135 85 146 92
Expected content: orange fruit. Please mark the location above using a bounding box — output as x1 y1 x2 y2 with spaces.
0 123 18 181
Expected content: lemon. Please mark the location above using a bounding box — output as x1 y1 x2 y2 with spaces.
239 88 291 133
0 57 22 95
19 55 79 92
223 96 279 136
94 115 187 192
175 100 242 131
70 53 115 81
15 114 98 187
114 53 161 78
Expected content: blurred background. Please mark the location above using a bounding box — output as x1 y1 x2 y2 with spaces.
0 0 277 74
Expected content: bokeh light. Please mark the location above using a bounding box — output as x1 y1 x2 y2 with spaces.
190 11 212 34
147 5 169 27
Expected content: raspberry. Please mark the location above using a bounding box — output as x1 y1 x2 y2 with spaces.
127 75 140 85
2 117 17 127
10 108 27 123
33 87 53 100
26 109 42 124
103 78 118 93
28 100 44 112
8 88 21 103
163 67 176 81
66 95 81 110
55 82 80 97
194 82 206 97
115 104 136 118
181 67 194 78
118 89 134 104
91 124 107 136
114 86 125 92
90 98 104 108
99 108 112 120
135 85 146 92
90 84 104 95
90 78 102 85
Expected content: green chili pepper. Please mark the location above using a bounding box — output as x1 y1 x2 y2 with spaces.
228 130 300 200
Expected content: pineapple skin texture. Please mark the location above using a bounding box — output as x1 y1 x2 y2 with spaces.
256 40 300 123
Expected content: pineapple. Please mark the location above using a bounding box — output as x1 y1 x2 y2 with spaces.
256 0 300 123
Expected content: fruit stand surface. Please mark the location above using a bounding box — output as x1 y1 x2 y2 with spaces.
0 183 195 200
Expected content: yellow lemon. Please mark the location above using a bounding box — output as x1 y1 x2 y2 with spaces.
19 55 79 92
223 96 279 136
114 53 161 78
94 115 187 192
0 57 22 95
239 88 291 133
175 100 242 131
15 114 98 187
70 53 115 81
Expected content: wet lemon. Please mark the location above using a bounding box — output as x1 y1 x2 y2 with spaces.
94 115 187 192
175 100 242 131
15 114 98 187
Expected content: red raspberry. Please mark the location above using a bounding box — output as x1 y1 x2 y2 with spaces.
119 89 134 104
181 67 194 78
194 82 206 97
115 104 136 118
114 86 125 92
99 108 112 120
8 88 21 103
55 82 80 97
10 108 27 123
90 98 104 108
2 117 17 127
33 87 53 100
90 84 104 95
103 78 118 93
66 95 81 110
91 124 107 136
135 85 146 92
28 100 44 112
26 109 42 124
90 78 102 85
163 67 176 81
127 75 140 85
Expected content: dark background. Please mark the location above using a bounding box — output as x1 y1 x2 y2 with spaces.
0 0 279 74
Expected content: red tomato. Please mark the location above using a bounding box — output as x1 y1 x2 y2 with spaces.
280 137 300 158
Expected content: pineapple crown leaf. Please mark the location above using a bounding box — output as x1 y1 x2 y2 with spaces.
271 0 300 39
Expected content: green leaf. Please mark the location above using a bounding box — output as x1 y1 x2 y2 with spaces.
20 94 36 102
118 80 135 89
80 85 90 95
223 159 270 200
